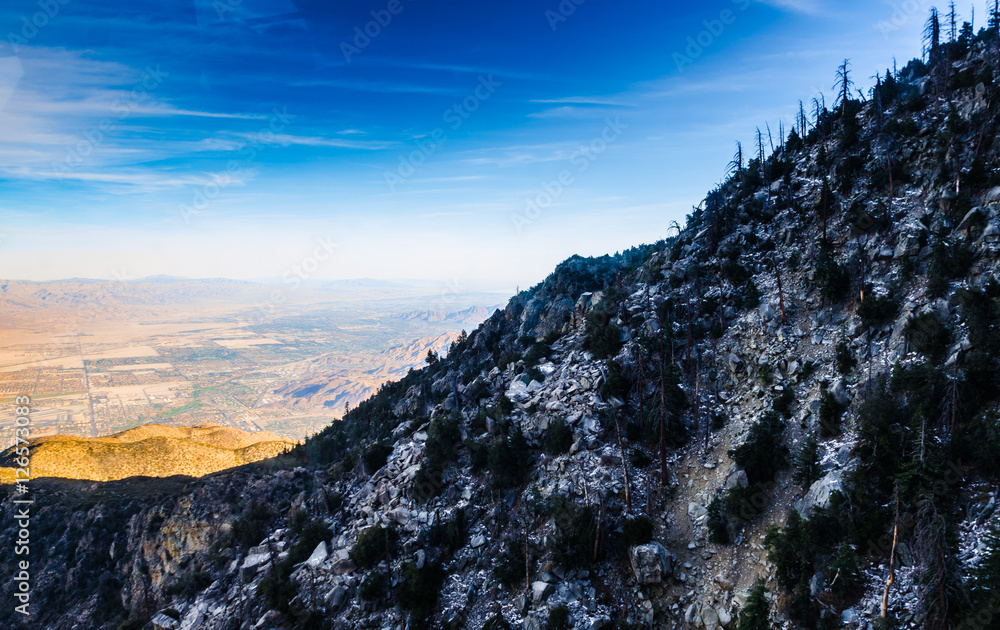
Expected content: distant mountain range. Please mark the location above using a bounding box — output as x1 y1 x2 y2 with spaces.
0 277 508 314
393 305 501 324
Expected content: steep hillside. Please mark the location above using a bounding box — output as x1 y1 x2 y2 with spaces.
5 26 1000 630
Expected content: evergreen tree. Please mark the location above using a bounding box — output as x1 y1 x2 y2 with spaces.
793 435 822 491
829 541 861 598
738 579 773 630
972 521 1000 602
925 8 942 65
947 2 957 43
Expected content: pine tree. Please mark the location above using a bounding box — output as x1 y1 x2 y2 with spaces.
793 435 821 490
728 141 744 183
819 177 833 241
972 521 1000 602
755 127 766 179
925 8 942 65
947 2 957 43
829 541 861 598
738 579 774 630
835 59 854 108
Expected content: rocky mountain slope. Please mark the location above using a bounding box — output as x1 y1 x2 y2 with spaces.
5 23 1000 630
0 424 297 482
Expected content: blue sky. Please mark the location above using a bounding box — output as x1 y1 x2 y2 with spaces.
0 0 944 289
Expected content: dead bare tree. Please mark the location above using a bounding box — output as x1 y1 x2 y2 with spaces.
881 488 900 619
614 411 633 514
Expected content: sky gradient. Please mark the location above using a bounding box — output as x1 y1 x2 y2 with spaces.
0 0 947 290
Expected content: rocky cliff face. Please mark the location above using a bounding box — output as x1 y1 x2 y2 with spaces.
6 30 1000 630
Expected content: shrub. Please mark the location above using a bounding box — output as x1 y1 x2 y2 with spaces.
773 387 794 419
549 604 571 630
494 537 527 588
906 311 951 362
629 449 653 468
930 235 976 282
289 520 332 564
497 395 514 417
545 418 574 455
488 427 531 489
764 509 808 590
829 541 860 598
601 359 632 401
721 259 750 287
470 407 489 434
231 501 273 549
818 392 845 438
397 561 446 623
484 614 512 630
583 307 622 359
735 279 762 309
793 435 821 491
350 525 398 570
363 442 393 475
526 365 545 383
523 341 551 367
707 494 730 544
425 507 467 553
550 497 598 568
835 340 856 375
815 239 850 302
164 570 211 600
359 571 386 600
729 411 788 486
952 409 1000 473
738 579 773 630
620 514 654 547
424 411 462 472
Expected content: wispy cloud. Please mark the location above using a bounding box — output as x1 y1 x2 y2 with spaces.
361 58 545 81
0 165 251 192
755 0 822 14
530 96 628 106
290 78 461 95
236 132 397 150
528 105 615 119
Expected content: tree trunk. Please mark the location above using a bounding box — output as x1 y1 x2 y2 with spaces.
882 490 900 618
615 412 633 514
